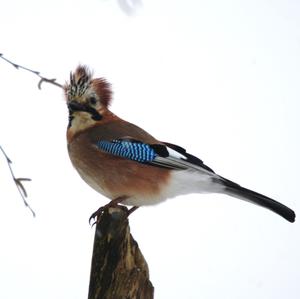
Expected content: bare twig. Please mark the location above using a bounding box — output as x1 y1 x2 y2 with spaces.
0 53 63 90
0 145 35 217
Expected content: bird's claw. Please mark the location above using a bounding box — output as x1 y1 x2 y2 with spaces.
89 206 105 226
89 201 139 226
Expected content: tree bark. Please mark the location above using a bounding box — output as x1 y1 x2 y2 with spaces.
88 205 154 299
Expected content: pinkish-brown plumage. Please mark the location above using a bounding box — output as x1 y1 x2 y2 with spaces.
91 78 112 108
68 121 170 205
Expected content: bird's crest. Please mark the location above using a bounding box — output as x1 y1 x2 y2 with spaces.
64 65 112 107
65 65 92 99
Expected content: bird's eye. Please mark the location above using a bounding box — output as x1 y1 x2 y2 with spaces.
88 96 97 106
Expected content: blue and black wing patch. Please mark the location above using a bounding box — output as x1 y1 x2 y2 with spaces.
97 139 157 163
96 138 215 174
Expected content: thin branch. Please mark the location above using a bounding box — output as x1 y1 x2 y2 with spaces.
0 53 63 90
0 145 35 217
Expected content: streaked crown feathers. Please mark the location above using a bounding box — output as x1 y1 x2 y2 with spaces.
64 65 112 107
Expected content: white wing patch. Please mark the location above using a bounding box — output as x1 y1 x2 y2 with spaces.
165 146 187 160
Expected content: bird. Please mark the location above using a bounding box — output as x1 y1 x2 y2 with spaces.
65 65 295 223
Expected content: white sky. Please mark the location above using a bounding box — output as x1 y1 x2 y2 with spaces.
1 0 299 298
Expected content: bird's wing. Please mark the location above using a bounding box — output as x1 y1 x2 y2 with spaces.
96 138 215 174
96 138 296 223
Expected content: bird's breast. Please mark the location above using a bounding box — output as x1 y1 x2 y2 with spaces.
67 132 171 204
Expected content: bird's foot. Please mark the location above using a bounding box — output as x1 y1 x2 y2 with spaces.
89 196 128 226
89 206 105 226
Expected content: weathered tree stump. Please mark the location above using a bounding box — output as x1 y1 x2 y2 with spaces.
88 205 154 299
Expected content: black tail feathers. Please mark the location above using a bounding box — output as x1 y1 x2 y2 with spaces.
221 178 295 223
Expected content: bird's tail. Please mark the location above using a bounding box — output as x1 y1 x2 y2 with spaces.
220 178 296 223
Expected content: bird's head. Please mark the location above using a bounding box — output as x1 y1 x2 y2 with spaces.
64 65 112 137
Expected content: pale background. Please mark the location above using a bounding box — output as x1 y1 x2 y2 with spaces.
0 1 299 298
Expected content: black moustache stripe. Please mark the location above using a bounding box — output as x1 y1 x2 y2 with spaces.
68 102 102 121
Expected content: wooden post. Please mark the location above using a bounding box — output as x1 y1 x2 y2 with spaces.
88 205 154 299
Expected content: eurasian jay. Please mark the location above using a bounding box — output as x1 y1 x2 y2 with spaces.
65 65 295 223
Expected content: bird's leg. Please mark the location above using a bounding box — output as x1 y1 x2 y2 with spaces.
128 206 139 215
89 196 127 225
